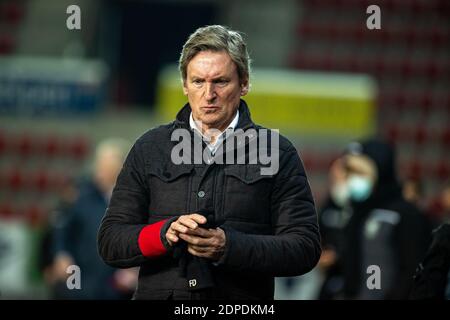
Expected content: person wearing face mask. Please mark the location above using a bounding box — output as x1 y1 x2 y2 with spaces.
317 150 381 299
338 139 432 299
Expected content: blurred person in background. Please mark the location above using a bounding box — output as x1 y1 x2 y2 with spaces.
317 157 353 299
402 177 437 230
441 183 450 224
409 224 450 300
49 138 138 299
403 177 425 209
39 177 78 296
318 139 431 299
337 139 431 299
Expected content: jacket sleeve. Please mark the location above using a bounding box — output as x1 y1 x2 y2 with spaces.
97 140 168 268
218 146 322 276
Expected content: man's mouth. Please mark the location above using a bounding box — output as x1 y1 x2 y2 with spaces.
202 106 220 112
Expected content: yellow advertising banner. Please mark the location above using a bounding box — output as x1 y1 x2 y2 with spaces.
155 66 376 138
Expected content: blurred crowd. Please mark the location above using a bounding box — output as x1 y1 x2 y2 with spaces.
278 138 450 300
34 136 450 300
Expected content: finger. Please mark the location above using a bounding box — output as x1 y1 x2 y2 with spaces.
187 245 209 258
178 216 199 229
166 233 179 243
188 214 207 225
178 233 211 247
170 221 189 234
168 227 178 235
186 227 214 238
188 244 209 253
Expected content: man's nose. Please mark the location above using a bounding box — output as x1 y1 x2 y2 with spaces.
205 83 216 100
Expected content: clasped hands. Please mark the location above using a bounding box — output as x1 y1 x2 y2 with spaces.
165 214 226 261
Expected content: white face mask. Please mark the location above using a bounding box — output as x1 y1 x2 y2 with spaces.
330 182 350 207
347 175 374 202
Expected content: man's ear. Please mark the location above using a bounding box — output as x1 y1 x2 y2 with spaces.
182 80 188 95
240 79 249 96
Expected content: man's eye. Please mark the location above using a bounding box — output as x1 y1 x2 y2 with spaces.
193 79 203 85
216 80 229 86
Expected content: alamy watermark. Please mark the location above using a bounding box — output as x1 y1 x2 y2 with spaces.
366 265 381 290
366 5 381 30
66 5 81 30
170 125 280 176
66 264 81 290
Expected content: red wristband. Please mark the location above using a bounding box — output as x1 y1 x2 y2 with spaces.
138 219 168 257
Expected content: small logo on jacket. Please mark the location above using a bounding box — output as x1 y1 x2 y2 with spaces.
189 279 197 288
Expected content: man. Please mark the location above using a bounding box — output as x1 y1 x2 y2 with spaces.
336 139 431 299
97 25 321 300
51 138 137 299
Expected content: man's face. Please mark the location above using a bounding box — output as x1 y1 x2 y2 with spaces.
94 148 123 193
183 50 248 133
344 154 378 183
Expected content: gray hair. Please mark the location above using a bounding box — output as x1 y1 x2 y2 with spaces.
179 25 251 84
95 137 131 164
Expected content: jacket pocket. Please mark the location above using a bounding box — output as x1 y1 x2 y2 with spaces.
223 165 273 224
145 163 193 216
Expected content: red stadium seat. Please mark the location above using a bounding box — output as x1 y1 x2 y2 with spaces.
6 167 25 191
426 195 445 222
14 132 34 158
430 28 446 48
418 92 433 114
405 159 424 180
51 172 67 190
0 2 24 25
385 124 402 145
0 202 14 218
412 125 429 146
67 135 89 160
441 128 450 147
24 204 46 226
374 56 386 75
433 160 450 181
0 129 7 156
0 34 14 54
31 169 51 193
393 92 407 112
43 134 61 158
399 59 413 78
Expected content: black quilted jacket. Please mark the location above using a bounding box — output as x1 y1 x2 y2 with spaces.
97 100 321 299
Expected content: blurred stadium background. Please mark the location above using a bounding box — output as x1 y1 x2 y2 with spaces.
0 0 448 299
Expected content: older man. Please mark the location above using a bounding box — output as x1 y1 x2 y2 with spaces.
52 138 136 299
98 25 321 300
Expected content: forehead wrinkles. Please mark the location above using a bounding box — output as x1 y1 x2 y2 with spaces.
188 52 236 79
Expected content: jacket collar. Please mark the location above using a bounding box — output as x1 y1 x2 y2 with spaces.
174 99 256 131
